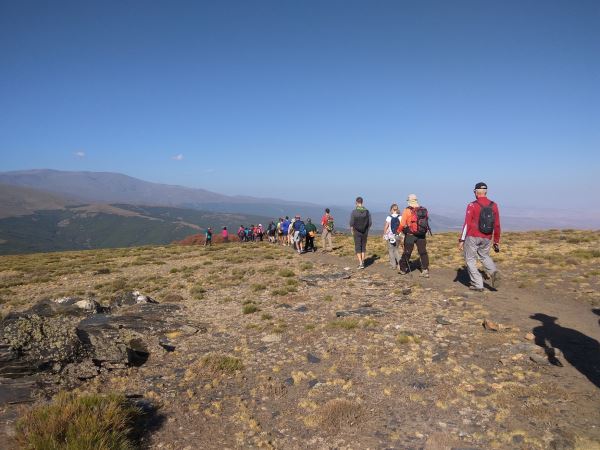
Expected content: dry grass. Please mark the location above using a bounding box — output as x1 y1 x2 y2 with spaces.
311 398 362 431
15 391 140 450
201 354 243 373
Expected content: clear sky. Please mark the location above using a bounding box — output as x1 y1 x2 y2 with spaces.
1 0 599 211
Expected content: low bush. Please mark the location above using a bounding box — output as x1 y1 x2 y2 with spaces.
16 391 140 450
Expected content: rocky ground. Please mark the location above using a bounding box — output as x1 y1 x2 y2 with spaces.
0 230 599 449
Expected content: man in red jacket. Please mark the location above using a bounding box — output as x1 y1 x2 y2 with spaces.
458 182 501 291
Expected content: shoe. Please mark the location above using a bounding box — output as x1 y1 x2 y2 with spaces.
420 269 430 278
358 263 365 269
490 271 501 289
398 269 408 275
469 286 484 292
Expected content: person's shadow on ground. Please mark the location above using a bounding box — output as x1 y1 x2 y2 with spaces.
453 267 471 287
453 266 496 290
593 308 600 327
530 313 600 389
364 255 380 268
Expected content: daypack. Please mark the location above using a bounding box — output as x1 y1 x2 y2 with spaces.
389 215 401 235
476 200 495 234
325 216 334 232
282 220 290 233
352 209 370 233
406 207 430 235
294 220 306 236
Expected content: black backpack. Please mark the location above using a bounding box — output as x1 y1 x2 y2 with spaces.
352 209 370 233
476 200 495 234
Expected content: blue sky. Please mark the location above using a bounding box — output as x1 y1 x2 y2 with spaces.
1 0 599 211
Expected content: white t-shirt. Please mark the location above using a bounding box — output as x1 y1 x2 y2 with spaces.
385 213 400 238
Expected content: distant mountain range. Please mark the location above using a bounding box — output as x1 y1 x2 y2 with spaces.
0 169 596 254
0 184 274 254
0 169 460 222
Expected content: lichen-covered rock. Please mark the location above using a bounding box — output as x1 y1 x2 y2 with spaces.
0 314 83 375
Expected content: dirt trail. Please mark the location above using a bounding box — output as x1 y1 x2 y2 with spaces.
307 248 600 391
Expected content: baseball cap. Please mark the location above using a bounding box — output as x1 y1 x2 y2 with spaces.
474 182 488 190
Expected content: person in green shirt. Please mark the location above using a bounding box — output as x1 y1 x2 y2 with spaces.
304 218 318 252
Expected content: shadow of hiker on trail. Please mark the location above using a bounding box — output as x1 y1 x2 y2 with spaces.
530 313 600 389
453 267 471 287
453 266 497 290
363 255 380 268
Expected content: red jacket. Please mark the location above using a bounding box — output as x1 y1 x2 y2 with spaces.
460 196 501 244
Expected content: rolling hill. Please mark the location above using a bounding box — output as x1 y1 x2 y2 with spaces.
0 184 274 254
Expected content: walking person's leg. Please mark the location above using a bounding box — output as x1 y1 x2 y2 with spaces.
477 238 499 288
399 235 415 273
387 241 397 268
416 238 429 277
464 236 484 289
361 233 368 266
354 231 365 268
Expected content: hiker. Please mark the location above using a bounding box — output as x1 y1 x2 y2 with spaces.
245 226 252 242
237 225 245 242
292 215 306 254
222 226 229 243
458 182 501 291
349 197 372 269
256 224 264 241
281 216 291 246
204 227 213 247
398 194 430 277
276 219 283 244
267 221 277 243
383 203 403 270
287 216 296 248
305 218 317 252
320 208 334 251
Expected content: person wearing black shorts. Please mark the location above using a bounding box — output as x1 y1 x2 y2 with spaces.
349 196 372 269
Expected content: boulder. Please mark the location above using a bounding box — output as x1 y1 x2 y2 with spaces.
1 295 200 405
110 291 158 309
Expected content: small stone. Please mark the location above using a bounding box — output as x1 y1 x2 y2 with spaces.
483 319 500 331
306 353 321 364
525 332 535 341
436 316 451 325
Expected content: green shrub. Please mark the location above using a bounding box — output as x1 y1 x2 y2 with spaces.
201 354 243 373
278 269 295 278
16 392 140 450
190 285 206 300
251 283 267 292
242 304 259 314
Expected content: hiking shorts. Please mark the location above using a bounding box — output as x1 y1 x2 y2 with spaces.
353 230 368 253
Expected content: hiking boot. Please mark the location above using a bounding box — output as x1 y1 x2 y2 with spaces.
358 263 365 269
490 271 501 289
398 269 408 275
420 269 430 278
469 286 484 292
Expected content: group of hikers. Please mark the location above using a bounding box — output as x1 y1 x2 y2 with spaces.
203 182 502 291
346 182 501 291
232 213 331 254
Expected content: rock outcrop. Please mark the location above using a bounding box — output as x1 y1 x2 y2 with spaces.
0 293 204 404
